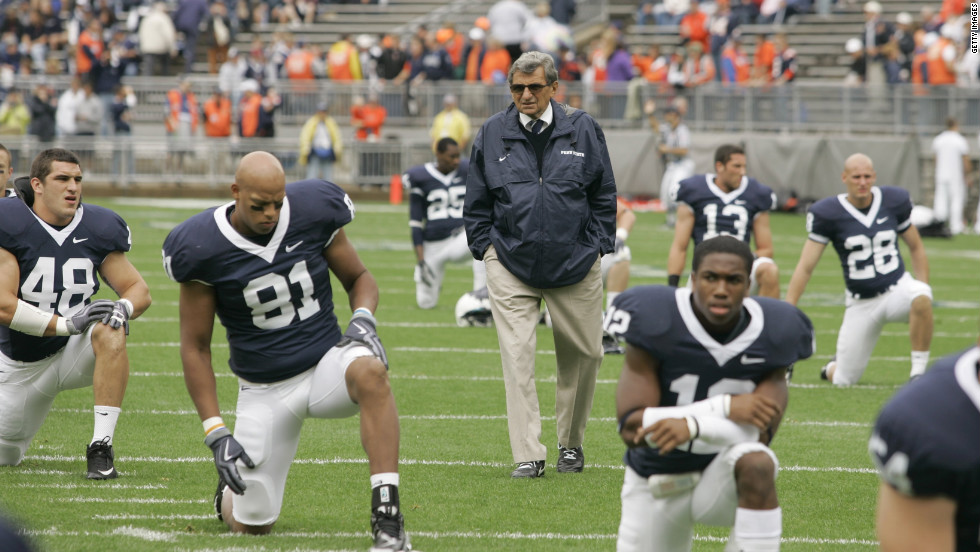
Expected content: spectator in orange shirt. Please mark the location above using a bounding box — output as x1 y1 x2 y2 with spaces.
679 0 709 51
464 27 487 81
750 33 776 85
76 19 104 79
351 93 386 142
203 87 232 137
720 34 750 85
284 41 317 80
480 37 512 83
238 79 263 138
437 21 465 71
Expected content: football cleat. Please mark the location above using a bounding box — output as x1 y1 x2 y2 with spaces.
86 437 118 480
511 460 545 478
557 445 584 473
820 360 836 382
602 332 624 355
370 505 411 551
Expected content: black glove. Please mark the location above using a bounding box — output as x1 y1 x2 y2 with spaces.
205 427 254 495
337 310 388 368
103 300 131 335
615 237 625 254
667 274 681 287
65 299 117 335
415 260 436 286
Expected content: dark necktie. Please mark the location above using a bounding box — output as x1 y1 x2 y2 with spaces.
529 119 543 134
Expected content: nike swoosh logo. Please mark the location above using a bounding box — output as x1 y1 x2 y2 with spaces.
740 354 766 364
285 241 303 252
353 321 368 335
97 412 109 416
73 237 88 243
498 156 507 162
733 200 746 205
222 441 235 462
876 217 888 224
98 468 115 476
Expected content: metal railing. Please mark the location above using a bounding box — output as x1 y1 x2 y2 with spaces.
16 75 980 136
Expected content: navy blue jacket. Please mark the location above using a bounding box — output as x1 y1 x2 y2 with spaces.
464 100 616 289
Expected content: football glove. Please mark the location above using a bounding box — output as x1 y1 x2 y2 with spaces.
614 237 626 254
204 427 254 495
65 300 117 335
337 310 389 369
103 300 131 335
415 260 436 287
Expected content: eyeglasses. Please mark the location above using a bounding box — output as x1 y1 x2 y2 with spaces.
509 83 549 94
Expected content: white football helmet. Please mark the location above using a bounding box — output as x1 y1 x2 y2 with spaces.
909 205 935 228
455 288 493 327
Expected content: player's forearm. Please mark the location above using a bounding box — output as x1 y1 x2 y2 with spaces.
118 280 152 319
181 351 222 420
666 247 686 278
784 268 811 306
346 271 380 313
908 249 929 284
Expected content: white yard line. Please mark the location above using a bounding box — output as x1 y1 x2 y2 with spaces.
25 454 875 475
24 526 878 546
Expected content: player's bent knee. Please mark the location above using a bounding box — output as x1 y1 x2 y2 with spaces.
0 442 25 466
734 451 777 495
91 322 127 353
347 357 391 399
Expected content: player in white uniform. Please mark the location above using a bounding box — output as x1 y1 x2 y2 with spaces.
163 152 410 551
610 236 813 551
0 148 151 478
786 153 933 385
645 99 693 227
406 137 486 309
931 117 970 235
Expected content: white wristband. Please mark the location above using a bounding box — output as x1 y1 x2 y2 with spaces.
118 298 134 317
10 300 54 336
686 416 700 440
723 394 731 418
55 317 70 336
616 228 629 241
202 416 226 436
352 307 375 323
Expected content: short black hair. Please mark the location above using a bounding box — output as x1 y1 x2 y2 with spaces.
31 148 81 183
692 236 753 276
714 144 745 167
435 137 458 153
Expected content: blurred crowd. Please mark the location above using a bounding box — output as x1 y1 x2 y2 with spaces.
843 0 978 87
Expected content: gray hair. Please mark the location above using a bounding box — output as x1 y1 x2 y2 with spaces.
507 51 558 85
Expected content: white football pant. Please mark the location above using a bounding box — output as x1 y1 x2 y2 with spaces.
617 442 778 552
415 230 487 309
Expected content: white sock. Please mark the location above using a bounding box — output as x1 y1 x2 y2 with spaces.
910 351 930 377
370 472 399 488
728 507 782 551
606 291 620 311
92 406 121 446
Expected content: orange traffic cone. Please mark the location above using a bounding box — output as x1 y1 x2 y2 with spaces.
389 174 403 204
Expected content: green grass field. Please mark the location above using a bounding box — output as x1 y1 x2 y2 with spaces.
1 197 978 552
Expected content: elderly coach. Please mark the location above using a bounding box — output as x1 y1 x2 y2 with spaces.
463 51 617 478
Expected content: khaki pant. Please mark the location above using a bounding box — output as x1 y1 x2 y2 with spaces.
484 244 604 463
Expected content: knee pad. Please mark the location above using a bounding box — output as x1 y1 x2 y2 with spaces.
232 472 280 526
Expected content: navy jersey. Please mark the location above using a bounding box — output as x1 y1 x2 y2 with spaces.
870 346 980 552
406 160 468 246
674 174 777 246
608 286 813 477
807 186 912 299
162 180 354 383
0 199 131 361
